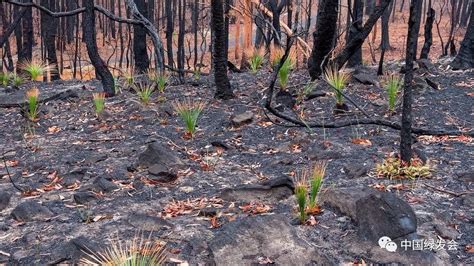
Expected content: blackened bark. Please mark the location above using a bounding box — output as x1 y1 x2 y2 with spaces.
177 0 185 81
347 0 364 67
308 0 339 79
165 0 174 67
211 0 234 100
332 0 393 71
193 0 198 68
451 3 474 70
18 0 33 66
65 0 77 44
83 0 115 96
40 0 60 80
133 0 149 73
381 0 392 49
0 7 26 48
365 0 375 15
420 7 435 59
269 0 286 46
400 0 423 163
460 0 471 27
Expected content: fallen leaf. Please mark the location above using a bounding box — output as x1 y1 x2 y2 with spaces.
210 216 220 228
465 245 474 253
351 138 372 146
47 126 61 134
305 215 318 226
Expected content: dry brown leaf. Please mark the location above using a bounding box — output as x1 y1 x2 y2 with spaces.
465 244 474 253
351 138 372 146
47 126 61 134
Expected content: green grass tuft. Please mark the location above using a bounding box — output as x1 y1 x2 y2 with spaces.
172 99 206 139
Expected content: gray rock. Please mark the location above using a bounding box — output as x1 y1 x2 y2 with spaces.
456 171 474 183
138 142 183 168
356 192 417 241
209 214 334 265
73 191 97 204
343 163 370 179
461 194 474 208
148 164 178 183
93 178 118 193
434 221 459 240
275 90 296 110
220 176 294 203
366 245 443 265
353 71 379 86
11 201 53 222
61 168 87 187
231 111 254 127
127 213 174 231
0 191 11 211
320 187 372 220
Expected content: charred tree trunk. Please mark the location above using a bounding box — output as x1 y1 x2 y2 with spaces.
308 0 339 79
420 6 435 59
83 0 115 96
165 0 174 68
211 0 234 99
18 0 33 66
177 0 185 81
269 0 286 46
451 3 474 70
378 0 393 74
347 0 364 67
40 0 60 80
400 0 423 163
193 0 198 68
381 0 392 49
332 0 393 71
133 0 150 73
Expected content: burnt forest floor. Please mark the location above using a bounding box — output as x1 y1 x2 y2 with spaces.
0 61 473 265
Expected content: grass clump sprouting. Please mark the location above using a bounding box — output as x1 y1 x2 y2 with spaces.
308 161 328 210
12 74 23 87
376 156 431 180
0 72 9 87
323 65 350 106
172 99 206 139
133 81 156 105
249 47 265 73
123 71 135 89
25 87 40 121
383 73 402 113
148 70 168 93
81 233 167 266
278 57 294 90
294 173 308 224
19 60 52 81
92 92 106 115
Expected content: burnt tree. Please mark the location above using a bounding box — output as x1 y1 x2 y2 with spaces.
211 0 234 100
333 0 393 70
400 0 423 163
40 0 60 80
133 0 150 73
420 5 435 59
165 0 174 67
451 2 474 69
347 0 364 67
308 0 339 79
17 0 33 67
269 0 287 46
83 0 115 95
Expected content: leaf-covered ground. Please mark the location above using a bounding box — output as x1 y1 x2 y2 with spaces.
0 63 472 264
